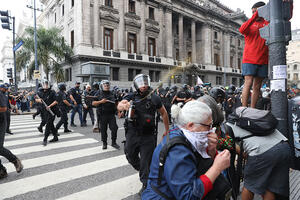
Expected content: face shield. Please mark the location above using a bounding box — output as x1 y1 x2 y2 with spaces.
133 74 151 91
101 80 110 91
41 80 49 89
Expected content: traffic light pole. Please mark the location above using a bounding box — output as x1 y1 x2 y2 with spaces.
258 0 292 137
12 16 17 91
33 0 39 92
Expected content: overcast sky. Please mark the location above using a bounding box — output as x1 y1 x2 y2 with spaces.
0 0 299 57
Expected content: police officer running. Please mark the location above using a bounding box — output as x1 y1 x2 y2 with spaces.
35 80 60 146
69 81 84 127
92 80 120 150
117 74 169 194
55 83 73 133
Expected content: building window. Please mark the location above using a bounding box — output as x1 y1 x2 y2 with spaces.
216 76 222 85
294 73 299 81
238 58 241 69
188 52 192 63
128 69 134 81
111 67 119 81
149 70 160 82
176 25 179 35
128 33 137 54
149 7 154 20
70 30 74 48
62 4 64 16
188 28 192 39
176 49 179 60
54 13 56 23
232 78 237 86
288 74 290 79
148 37 156 56
105 0 113 7
214 31 218 40
65 68 72 81
136 69 141 75
104 28 113 50
230 36 233 45
294 64 298 70
129 0 135 13
214 53 220 67
71 0 74 8
230 56 234 68
238 39 241 47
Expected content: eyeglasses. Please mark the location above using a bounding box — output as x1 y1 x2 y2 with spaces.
195 122 213 130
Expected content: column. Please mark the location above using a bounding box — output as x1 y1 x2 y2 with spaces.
202 24 212 64
140 0 146 54
165 8 173 58
118 0 125 51
223 32 230 68
158 6 164 57
178 14 184 61
93 0 100 47
191 20 196 63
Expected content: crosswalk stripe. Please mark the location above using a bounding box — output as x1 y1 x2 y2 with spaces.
4 133 84 147
11 123 48 129
4 146 116 174
10 138 98 155
10 127 62 133
5 129 64 139
0 155 129 199
57 173 141 200
10 121 42 126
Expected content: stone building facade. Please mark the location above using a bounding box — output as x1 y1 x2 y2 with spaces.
39 0 247 88
287 29 300 88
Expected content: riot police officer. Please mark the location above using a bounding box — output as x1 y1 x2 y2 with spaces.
56 83 72 133
173 84 192 105
36 85 47 133
209 86 226 104
69 81 84 127
82 85 95 126
92 80 120 150
117 74 169 194
35 80 59 146
192 85 204 100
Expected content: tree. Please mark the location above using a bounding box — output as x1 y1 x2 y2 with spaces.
16 27 73 82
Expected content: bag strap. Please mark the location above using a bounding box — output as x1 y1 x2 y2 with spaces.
158 135 194 185
239 107 248 117
151 184 175 200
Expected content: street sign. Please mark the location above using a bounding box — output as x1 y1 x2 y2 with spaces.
33 70 41 80
13 40 24 51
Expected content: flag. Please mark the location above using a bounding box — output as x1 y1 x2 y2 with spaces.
197 76 203 85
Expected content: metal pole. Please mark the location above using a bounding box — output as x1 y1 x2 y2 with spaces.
269 0 288 137
34 0 39 92
12 16 17 91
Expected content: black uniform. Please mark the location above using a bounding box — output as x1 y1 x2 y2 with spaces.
56 90 70 131
96 90 118 146
82 90 95 125
174 88 192 104
37 88 47 132
123 91 162 187
5 91 11 134
39 89 59 144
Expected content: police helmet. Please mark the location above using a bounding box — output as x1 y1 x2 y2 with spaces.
182 84 189 90
58 83 66 91
194 85 200 92
92 83 99 90
165 87 169 92
100 80 110 91
170 85 178 92
41 80 50 89
133 74 151 91
209 87 226 103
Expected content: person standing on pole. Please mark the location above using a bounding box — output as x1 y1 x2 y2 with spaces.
239 1 269 108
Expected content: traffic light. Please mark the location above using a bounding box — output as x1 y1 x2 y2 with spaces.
0 10 11 30
258 0 292 44
7 68 12 78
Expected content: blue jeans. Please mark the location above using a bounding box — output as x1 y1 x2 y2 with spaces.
70 104 83 125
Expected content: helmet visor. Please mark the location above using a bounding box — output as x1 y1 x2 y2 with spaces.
134 75 150 89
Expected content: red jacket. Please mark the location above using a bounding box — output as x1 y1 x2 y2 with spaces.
239 11 269 65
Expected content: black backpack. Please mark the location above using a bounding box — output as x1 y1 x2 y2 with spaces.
227 107 278 136
152 133 232 200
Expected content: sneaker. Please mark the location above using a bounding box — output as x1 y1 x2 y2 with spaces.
37 126 43 133
102 142 107 150
112 142 120 150
64 129 72 133
43 140 47 146
0 167 8 179
49 137 59 143
6 131 13 135
70 123 77 127
12 158 23 173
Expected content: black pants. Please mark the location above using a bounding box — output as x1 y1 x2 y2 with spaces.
124 127 156 186
39 109 47 129
44 112 57 141
56 109 68 130
83 106 95 125
5 110 10 133
0 116 17 169
98 113 118 143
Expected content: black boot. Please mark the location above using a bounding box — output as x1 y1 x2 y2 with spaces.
49 136 59 143
0 167 8 179
43 139 47 146
12 158 23 173
37 126 43 133
102 142 107 150
112 141 120 150
64 129 72 133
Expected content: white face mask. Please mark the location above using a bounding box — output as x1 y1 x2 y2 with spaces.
181 127 216 159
